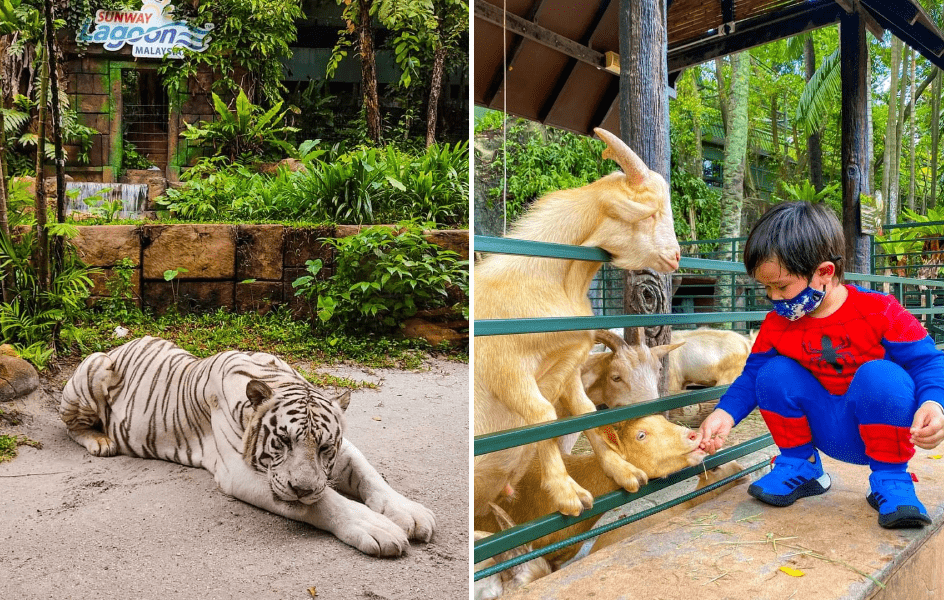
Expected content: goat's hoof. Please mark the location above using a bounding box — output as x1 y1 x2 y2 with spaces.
549 479 594 516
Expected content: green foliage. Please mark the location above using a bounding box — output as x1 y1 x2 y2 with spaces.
0 433 40 463
795 48 841 137
0 230 96 370
158 142 468 227
122 142 154 171
292 222 468 334
670 159 722 244
180 89 299 162
475 113 612 222
99 257 141 321
157 0 302 105
774 180 842 218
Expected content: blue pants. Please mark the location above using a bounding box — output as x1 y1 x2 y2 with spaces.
755 356 917 468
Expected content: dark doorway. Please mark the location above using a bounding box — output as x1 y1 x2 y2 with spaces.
121 69 169 171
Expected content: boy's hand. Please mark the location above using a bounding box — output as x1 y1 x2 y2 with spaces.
910 402 944 450
698 409 735 454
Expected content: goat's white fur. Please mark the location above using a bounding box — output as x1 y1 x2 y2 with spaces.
474 129 681 517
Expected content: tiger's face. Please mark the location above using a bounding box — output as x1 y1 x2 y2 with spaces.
242 379 351 504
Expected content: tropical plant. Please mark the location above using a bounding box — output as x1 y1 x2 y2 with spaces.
292 222 468 333
179 89 299 162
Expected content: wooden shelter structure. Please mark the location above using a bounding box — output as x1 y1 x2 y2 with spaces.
474 0 944 342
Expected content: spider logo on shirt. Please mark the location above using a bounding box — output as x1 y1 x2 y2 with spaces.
802 334 853 374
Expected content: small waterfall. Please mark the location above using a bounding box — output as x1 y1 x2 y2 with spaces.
65 182 148 219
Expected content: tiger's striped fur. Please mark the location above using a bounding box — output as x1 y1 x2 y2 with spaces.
60 336 435 556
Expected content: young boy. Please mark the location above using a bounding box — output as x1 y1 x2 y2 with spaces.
698 202 944 528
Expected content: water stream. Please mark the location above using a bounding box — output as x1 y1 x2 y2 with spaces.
65 182 148 219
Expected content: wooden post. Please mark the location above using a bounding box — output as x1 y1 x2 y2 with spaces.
618 0 673 363
840 11 872 277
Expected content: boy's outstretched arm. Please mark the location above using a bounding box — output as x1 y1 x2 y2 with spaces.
911 401 944 449
698 409 735 454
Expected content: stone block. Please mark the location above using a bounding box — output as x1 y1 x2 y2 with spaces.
119 169 168 209
141 280 235 315
71 225 141 267
0 354 40 402
283 226 337 268
77 112 111 135
423 229 469 260
88 266 142 300
79 93 109 114
236 224 284 281
141 224 236 280
235 281 283 315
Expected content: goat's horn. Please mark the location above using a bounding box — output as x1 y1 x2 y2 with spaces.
488 502 516 531
594 128 648 185
594 329 626 350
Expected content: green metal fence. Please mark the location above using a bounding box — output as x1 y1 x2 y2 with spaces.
473 232 944 582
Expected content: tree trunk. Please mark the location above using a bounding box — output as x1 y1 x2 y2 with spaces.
770 93 779 165
908 49 916 212
357 0 381 144
34 40 49 293
931 70 940 210
45 0 65 274
840 12 871 275
714 57 729 134
618 0 672 390
805 36 824 191
718 52 749 241
425 44 446 148
881 37 902 222
890 46 911 222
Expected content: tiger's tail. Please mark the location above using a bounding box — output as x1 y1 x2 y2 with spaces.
60 352 120 457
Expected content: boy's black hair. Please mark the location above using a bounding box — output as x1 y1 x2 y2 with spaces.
743 202 845 281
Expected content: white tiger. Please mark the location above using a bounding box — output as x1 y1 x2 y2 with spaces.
59 336 435 556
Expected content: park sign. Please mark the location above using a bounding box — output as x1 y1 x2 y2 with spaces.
77 0 214 59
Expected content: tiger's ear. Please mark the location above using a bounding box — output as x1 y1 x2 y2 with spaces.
246 379 273 406
335 389 351 412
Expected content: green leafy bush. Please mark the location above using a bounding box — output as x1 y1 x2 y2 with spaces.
292 222 468 333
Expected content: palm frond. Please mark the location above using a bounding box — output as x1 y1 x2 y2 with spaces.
795 47 840 137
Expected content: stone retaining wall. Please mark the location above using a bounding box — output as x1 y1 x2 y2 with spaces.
71 224 468 315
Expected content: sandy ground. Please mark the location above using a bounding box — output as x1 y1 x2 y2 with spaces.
0 356 469 600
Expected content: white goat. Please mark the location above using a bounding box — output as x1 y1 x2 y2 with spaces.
666 328 757 393
474 128 681 518
556 328 685 455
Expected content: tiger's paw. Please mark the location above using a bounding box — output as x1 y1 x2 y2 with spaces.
366 492 437 542
69 429 118 457
335 502 410 557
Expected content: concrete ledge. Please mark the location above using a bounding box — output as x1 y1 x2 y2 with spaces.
507 447 944 600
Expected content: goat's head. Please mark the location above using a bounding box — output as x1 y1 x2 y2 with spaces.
583 128 680 273
601 414 706 478
592 328 685 407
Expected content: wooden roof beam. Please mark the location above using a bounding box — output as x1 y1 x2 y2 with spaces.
858 0 944 66
480 0 549 110
832 0 885 38
667 0 842 72
474 0 607 71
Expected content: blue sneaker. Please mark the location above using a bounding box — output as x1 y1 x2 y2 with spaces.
866 471 932 529
748 452 831 507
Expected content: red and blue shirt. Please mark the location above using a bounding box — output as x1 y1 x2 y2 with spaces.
717 285 944 423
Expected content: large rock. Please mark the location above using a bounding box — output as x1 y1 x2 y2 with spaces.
142 224 236 280
236 224 285 281
0 350 40 402
71 225 141 267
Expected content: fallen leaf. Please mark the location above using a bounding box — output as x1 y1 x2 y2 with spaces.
372 416 382 421
307 586 317 597
779 566 804 577
928 455 942 460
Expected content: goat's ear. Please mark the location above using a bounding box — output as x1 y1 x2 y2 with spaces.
652 340 686 359
246 379 273 406
489 502 516 531
594 128 648 185
604 195 659 225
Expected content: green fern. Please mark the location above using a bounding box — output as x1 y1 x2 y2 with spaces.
795 48 840 137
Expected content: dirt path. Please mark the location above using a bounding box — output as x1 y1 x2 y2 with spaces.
0 357 469 600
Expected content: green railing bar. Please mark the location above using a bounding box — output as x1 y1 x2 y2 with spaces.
474 455 771 580
473 236 610 261
846 273 944 287
473 435 774 565
474 387 728 456
474 312 767 336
